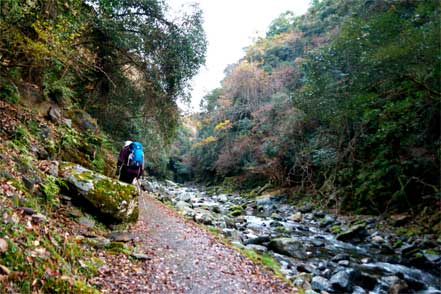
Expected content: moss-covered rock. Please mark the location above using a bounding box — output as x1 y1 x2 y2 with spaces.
59 162 138 224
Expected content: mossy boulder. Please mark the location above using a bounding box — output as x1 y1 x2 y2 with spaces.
59 162 138 224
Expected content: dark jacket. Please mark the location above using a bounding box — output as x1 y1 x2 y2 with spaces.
117 145 144 178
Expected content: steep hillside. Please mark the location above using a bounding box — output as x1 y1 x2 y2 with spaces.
176 0 440 220
0 95 120 292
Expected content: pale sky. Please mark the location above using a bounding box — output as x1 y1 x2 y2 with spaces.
167 0 311 112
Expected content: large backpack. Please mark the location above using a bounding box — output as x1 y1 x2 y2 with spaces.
127 141 144 168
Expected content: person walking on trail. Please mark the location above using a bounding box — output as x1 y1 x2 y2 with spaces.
116 140 144 185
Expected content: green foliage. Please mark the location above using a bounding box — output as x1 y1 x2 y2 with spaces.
0 82 20 104
181 0 440 215
41 175 65 207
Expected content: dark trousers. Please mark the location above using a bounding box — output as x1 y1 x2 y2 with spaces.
119 166 138 184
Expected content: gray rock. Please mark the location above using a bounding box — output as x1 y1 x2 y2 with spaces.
39 124 51 139
71 110 97 131
317 261 327 271
192 202 220 213
297 263 315 274
312 238 325 247
352 286 366 294
336 223 368 242
59 163 138 223
304 290 319 294
244 235 270 245
31 213 47 223
268 237 306 259
176 201 191 210
289 212 303 222
381 276 409 294
321 215 336 227
311 276 331 292
177 192 192 203
63 118 72 128
216 194 228 203
338 260 350 267
48 106 62 122
371 235 385 244
299 204 313 213
332 253 350 262
140 180 155 192
78 216 95 228
222 228 241 241
194 208 214 225
330 270 351 291
46 161 59 177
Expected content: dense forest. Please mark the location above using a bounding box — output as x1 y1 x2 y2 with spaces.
171 0 440 215
0 0 207 173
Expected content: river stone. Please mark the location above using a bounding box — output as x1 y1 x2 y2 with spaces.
194 208 214 225
216 194 228 203
371 235 385 244
330 270 352 291
304 290 319 294
352 286 367 294
222 228 242 242
336 223 368 242
293 273 313 290
177 192 192 203
320 214 336 227
311 276 331 292
180 206 196 218
289 212 303 222
176 201 191 211
382 276 409 294
192 202 220 213
332 253 350 262
59 163 138 223
299 204 313 213
297 263 315 274
268 237 306 259
243 235 270 245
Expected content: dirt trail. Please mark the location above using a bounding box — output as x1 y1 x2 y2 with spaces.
97 192 296 293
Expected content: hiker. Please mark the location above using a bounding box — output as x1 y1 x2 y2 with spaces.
116 140 144 184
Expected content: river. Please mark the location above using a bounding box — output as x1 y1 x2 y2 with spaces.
141 179 441 294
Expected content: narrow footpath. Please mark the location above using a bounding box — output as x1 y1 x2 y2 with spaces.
96 192 295 293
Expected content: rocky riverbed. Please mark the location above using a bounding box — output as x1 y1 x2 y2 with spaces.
141 179 441 294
